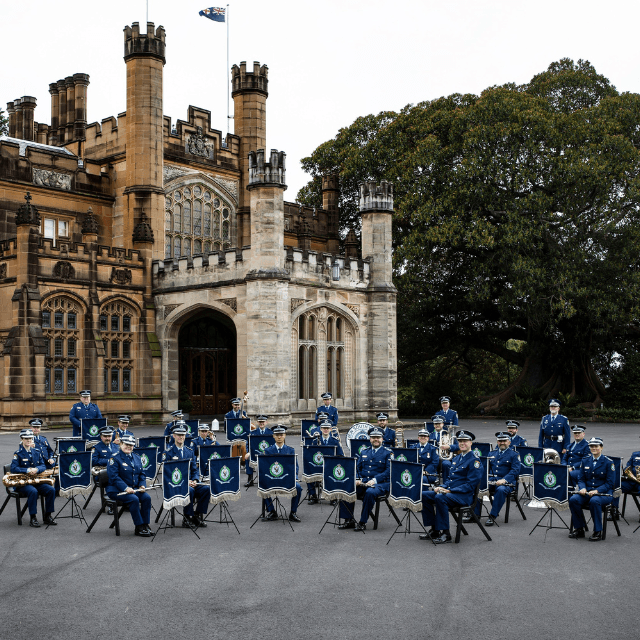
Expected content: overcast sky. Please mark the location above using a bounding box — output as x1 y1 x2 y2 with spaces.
3 0 640 198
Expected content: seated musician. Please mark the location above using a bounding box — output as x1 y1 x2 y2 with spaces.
376 412 396 448
419 430 483 544
338 426 391 532
10 429 57 527
261 424 302 523
162 424 210 529
315 392 338 427
568 437 615 542
429 416 458 482
505 420 527 447
244 414 271 488
30 418 55 468
471 432 520 526
307 412 328 439
562 425 590 479
69 389 103 438
191 423 216 454
308 419 344 505
92 426 119 467
106 434 153 537
114 415 134 445
411 427 439 485
612 446 640 521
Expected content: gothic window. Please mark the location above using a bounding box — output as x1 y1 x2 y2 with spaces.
42 296 82 395
165 184 235 258
100 300 136 394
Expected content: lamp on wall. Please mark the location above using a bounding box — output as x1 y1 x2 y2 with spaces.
331 258 341 281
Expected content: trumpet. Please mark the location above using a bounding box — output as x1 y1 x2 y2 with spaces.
395 421 405 448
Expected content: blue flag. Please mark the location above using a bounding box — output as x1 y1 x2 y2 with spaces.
302 445 336 482
532 462 569 509
199 444 232 477
133 447 158 483
257 454 297 499
58 451 93 498
81 418 107 446
477 456 490 497
162 458 191 510
56 438 86 454
209 456 241 506
388 459 424 512
349 439 369 458
226 418 251 444
515 446 544 480
248 434 276 471
391 447 418 463
322 455 356 502
184 420 199 437
199 6 226 22
472 442 492 458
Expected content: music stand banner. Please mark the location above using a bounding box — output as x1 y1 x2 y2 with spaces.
322 455 356 503
515 446 544 483
256 454 297 500
133 447 158 482
58 450 93 498
477 456 490 498
424 421 435 434
137 436 165 463
57 438 86 454
532 462 569 510
388 459 424 512
248 435 276 471
391 447 418 463
302 445 336 483
81 418 107 447
184 420 199 436
225 418 251 445
199 444 233 478
162 458 191 510
609 456 623 498
349 439 369 459
209 456 241 506
301 419 319 441
472 442 492 458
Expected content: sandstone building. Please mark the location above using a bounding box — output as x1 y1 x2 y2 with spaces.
0 22 397 428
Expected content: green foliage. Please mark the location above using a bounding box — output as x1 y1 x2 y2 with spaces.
0 107 7 136
606 351 640 410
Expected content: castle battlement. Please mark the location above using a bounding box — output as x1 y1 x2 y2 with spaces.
124 22 166 63
248 149 286 187
359 180 394 212
231 61 268 97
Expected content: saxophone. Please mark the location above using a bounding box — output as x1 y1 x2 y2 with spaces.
3 468 57 487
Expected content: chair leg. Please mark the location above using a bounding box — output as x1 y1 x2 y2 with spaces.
450 510 463 543
468 509 492 541
622 493 628 518
385 499 402 526
504 494 510 524
0 494 11 516
86 505 105 533
114 505 122 536
83 483 98 510
16 496 23 525
372 499 381 530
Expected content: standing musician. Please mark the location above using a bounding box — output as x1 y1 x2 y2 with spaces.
562 425 591 474
411 427 440 485
244 414 272 488
114 415 134 445
307 419 344 505
69 389 103 438
429 416 458 482
225 397 247 421
107 434 152 537
162 424 210 529
434 396 458 427
471 432 520 526
612 442 640 520
505 420 527 447
191 423 216 454
376 412 396 448
92 426 119 467
261 425 302 523
538 399 571 455
30 418 55 468
568 437 615 541
315 392 338 427
419 430 483 544
164 409 183 437
338 426 391 532
10 429 57 527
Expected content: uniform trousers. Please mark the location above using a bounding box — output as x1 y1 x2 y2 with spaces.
569 493 613 533
18 484 55 515
422 490 471 531
107 491 151 526
339 483 389 523
184 485 210 517
474 484 511 518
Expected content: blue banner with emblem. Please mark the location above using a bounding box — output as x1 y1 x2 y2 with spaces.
133 447 158 483
532 462 569 510
471 442 492 458
514 446 543 482
301 419 318 438
199 444 232 477
208 456 241 506
137 436 165 463
184 420 199 437
302 445 336 482
609 456 623 497
388 459 423 512
477 456 490 497
390 447 418 463
248 434 276 471
349 439 369 459
81 418 107 446
56 438 86 454
58 450 93 498
162 458 191 510
225 418 251 445
257 454 297 499
322 455 356 503
423 421 434 434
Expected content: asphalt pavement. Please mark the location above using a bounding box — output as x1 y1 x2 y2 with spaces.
1 418 638 640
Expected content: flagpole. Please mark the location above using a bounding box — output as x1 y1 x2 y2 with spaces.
146 0 149 25
226 4 230 135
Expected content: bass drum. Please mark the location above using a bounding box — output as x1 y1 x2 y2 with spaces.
346 422 373 454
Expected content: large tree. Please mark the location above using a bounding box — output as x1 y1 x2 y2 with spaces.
298 60 640 409
0 107 8 136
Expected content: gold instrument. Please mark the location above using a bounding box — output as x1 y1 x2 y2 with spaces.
439 428 455 461
3 467 57 487
543 448 562 464
395 421 405 448
330 426 344 449
623 466 640 485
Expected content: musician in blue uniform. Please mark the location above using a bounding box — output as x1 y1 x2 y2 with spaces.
562 425 591 478
568 437 615 541
473 432 520 526
307 419 344 504
244 415 271 487
10 429 57 527
315 392 338 427
69 390 103 438
506 420 527 448
411 427 440 484
261 425 302 523
162 424 210 529
106 434 152 537
92 426 119 467
338 426 392 532
164 409 183 437
307 412 328 439
434 396 458 427
225 397 247 421
191 423 216 454
538 399 571 455
29 418 55 467
114 415 134 445
419 430 483 544
376 412 396 447
429 416 458 482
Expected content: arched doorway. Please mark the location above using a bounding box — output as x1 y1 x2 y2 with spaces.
178 311 236 415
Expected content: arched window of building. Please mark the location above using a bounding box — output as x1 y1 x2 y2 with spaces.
99 300 136 394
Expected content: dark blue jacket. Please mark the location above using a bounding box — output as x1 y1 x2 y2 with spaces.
509 434 528 448
538 414 571 453
382 427 396 448
562 438 591 467
107 450 146 494
486 447 520 485
114 427 135 443
356 445 392 485
34 434 55 461
576 455 616 495
92 441 119 467
162 444 199 481
412 442 440 475
191 436 217 454
316 434 344 457
262 443 299 478
315 405 338 427
11 444 47 474
435 408 458 426
69 402 103 437
443 451 484 499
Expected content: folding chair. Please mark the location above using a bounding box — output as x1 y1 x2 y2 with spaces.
85 471 127 536
370 493 402 530
569 501 621 541
0 464 46 525
448 485 493 543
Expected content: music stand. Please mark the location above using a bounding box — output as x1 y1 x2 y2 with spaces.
319 499 356 534
49 493 87 529
318 456 359 534
251 496 294 531
528 462 570 540
53 451 93 528
205 500 240 534
386 460 429 544
251 454 298 531
154 505 200 540
204 457 241 534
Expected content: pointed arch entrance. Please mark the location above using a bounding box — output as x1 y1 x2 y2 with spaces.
178 310 236 415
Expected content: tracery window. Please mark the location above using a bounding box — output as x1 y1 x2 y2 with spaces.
164 184 234 259
42 297 81 394
100 300 135 393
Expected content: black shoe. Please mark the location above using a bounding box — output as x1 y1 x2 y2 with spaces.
354 522 367 532
484 517 495 527
43 514 57 526
244 477 255 488
433 530 452 544
308 497 319 505
29 515 40 528
106 506 114 516
568 528 585 539
607 508 619 521
261 511 278 522
289 512 301 523
419 529 437 541
589 530 603 542
462 512 473 523
135 525 153 537
338 519 356 530
182 518 194 529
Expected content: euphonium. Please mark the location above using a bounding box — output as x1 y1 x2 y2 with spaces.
330 426 343 448
623 465 640 485
395 421 406 448
543 449 562 464
439 428 455 461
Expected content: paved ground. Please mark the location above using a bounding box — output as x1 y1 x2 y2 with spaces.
1 419 638 639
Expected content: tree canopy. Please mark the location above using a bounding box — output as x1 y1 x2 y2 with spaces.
298 59 640 410
0 107 8 136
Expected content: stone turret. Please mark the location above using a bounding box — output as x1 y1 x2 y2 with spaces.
359 180 394 287
47 74 90 145
322 174 340 253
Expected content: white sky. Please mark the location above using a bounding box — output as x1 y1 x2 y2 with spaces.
3 0 640 198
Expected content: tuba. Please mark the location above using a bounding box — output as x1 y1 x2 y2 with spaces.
395 421 406 448
543 448 561 464
439 428 455 461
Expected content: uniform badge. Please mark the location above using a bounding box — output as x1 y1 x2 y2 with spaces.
473 460 481 469
611 463 615 471
219 465 231 482
12 454 17 459
543 471 557 488
123 463 128 467
109 458 114 465
400 469 413 487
